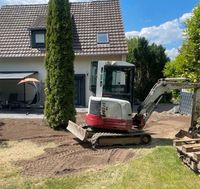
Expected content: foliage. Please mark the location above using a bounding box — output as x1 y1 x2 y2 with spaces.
164 3 200 82
45 0 76 129
127 37 169 100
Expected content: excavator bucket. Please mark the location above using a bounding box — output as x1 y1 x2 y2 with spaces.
67 121 89 141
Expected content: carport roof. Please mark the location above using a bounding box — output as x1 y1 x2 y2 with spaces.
0 72 37 80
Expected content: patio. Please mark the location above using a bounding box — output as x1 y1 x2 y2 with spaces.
0 71 41 111
0 108 88 119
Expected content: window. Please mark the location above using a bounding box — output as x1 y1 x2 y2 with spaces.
97 32 109 44
31 30 46 48
90 61 98 94
35 33 45 43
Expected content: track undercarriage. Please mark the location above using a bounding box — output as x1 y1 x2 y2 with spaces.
67 121 151 148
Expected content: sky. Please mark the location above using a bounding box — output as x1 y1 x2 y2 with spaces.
0 0 199 59
122 0 199 59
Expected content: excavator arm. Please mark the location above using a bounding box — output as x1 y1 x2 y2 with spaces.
133 78 200 136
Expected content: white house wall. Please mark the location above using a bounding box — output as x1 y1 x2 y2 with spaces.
0 54 126 106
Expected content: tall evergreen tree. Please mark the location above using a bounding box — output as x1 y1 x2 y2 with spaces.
45 0 76 129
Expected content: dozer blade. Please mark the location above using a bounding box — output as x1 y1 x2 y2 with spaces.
67 121 89 141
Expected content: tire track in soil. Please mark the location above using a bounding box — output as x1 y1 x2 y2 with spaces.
15 141 135 176
1 112 190 177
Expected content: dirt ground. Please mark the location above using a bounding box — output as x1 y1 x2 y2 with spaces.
0 108 190 177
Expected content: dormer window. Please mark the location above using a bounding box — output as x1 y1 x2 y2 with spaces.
31 30 46 48
35 33 45 43
97 32 109 44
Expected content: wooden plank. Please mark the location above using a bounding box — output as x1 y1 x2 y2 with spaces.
182 144 200 153
173 138 200 146
175 146 182 151
190 161 198 171
175 138 200 172
194 152 200 161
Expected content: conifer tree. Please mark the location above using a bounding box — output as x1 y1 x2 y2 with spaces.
45 0 76 129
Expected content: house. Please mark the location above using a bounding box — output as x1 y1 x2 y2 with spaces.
0 0 128 107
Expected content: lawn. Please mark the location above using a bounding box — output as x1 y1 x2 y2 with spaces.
0 146 199 189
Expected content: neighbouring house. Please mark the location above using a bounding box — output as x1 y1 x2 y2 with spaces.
0 0 128 107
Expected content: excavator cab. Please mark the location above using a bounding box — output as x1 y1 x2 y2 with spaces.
90 61 135 106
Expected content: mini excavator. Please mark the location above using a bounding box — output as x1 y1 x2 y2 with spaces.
67 61 200 147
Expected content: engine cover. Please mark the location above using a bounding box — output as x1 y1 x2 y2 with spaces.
86 96 133 131
85 113 132 131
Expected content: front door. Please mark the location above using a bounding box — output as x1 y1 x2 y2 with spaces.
74 74 85 107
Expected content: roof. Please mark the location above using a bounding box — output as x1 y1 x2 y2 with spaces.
29 15 46 30
0 0 128 58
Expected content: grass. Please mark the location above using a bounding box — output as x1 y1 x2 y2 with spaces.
0 146 199 189
0 141 56 164
0 140 57 189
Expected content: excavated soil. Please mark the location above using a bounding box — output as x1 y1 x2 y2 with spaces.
0 110 190 176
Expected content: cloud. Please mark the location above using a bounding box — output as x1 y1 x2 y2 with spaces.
165 48 179 60
126 17 186 46
127 19 183 45
179 12 193 23
126 12 193 60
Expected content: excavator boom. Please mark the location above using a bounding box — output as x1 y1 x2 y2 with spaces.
133 78 200 135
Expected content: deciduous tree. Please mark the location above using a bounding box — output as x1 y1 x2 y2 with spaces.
164 3 200 81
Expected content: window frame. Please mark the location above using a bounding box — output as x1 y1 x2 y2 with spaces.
35 33 45 44
97 32 109 44
31 30 46 48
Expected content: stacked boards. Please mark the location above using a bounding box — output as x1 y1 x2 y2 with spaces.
174 138 200 172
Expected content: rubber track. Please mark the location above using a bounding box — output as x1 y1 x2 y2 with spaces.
89 132 151 148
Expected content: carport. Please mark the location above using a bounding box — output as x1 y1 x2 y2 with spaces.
0 71 38 108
